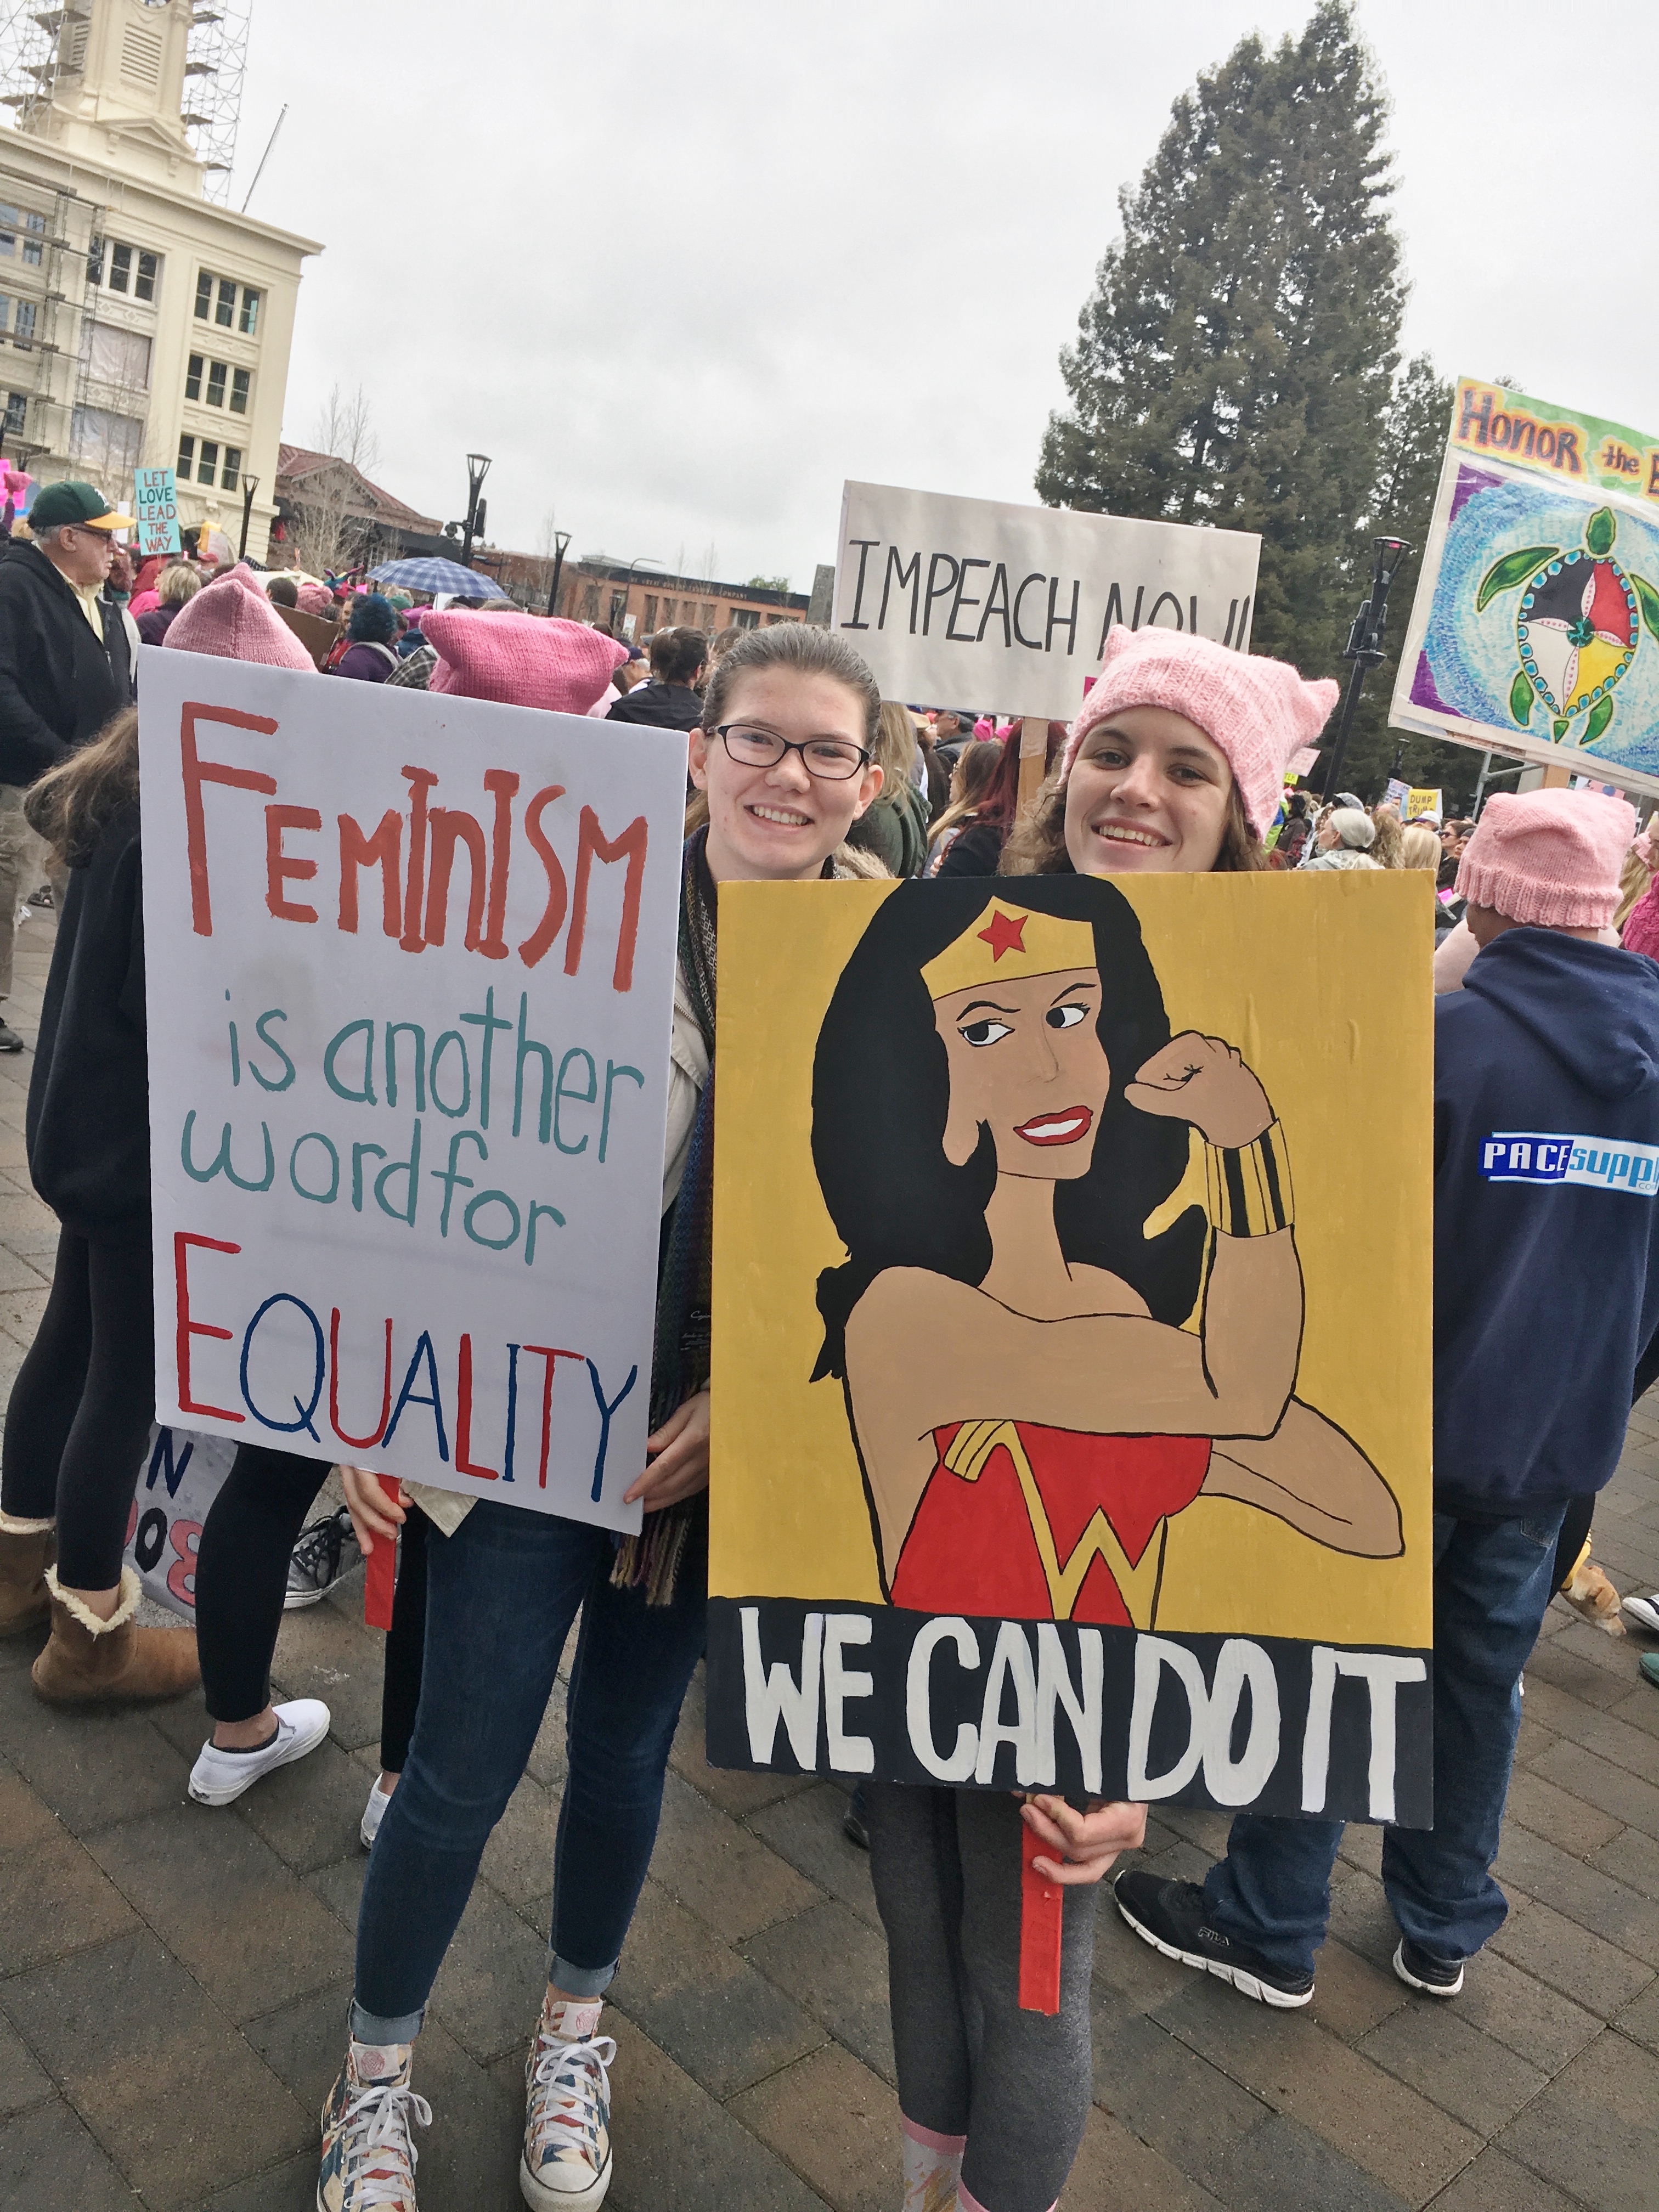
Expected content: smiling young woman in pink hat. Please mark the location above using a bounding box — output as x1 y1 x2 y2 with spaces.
864 623 1348 2212
1003 625 1337 879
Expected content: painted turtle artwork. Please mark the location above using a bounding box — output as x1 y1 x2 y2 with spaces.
1477 506 1659 746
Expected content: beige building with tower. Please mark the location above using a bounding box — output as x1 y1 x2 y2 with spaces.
0 0 317 560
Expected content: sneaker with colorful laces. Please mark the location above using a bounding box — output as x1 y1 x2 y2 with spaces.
317 2036 430 2211
521 1992 616 2208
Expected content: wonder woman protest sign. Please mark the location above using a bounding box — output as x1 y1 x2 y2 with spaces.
706 874 1435 1824
139 648 685 1531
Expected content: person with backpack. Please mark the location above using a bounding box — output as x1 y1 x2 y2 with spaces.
336 592 402 682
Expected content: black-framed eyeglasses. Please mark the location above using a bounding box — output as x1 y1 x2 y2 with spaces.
714 723 870 782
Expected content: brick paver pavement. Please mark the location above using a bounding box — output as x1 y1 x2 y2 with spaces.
2 905 1658 2209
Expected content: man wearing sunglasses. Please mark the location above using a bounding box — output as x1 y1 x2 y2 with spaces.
0 480 137 1050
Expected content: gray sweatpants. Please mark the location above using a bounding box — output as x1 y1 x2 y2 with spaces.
865 1782 1098 2212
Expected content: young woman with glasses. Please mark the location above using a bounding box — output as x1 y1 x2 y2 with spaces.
317 622 887 2212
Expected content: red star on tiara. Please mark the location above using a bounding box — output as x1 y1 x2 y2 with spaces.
977 910 1028 961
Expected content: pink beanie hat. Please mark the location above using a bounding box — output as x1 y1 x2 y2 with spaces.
423 611 628 714
162 563 315 670
1455 788 1635 929
295 582 332 618
1059 628 1339 837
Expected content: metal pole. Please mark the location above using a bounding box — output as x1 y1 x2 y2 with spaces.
461 453 490 571
1321 657 1369 805
1319 535 1413 803
238 473 259 561
545 530 571 619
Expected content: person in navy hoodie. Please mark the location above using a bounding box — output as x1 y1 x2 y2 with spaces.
1114 787 1659 2007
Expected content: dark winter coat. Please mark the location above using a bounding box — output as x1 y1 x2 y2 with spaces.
1432 929 1659 1516
27 802 149 1244
606 679 704 732
0 543 132 785
336 641 399 683
134 603 181 647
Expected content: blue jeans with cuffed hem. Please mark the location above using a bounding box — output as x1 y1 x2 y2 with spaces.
1201 1504 1566 1983
349 1497 707 2044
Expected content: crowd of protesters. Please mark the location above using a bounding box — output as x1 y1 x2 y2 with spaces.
1 477 1658 2212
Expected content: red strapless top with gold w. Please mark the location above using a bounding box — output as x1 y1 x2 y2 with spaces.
888 1420 1214 1628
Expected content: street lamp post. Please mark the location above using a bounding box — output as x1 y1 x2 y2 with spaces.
1319 536 1413 804
545 528 572 620
614 556 665 637
460 452 492 570
238 473 261 562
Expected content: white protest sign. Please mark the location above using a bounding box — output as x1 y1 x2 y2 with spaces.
833 482 1261 721
123 1425 237 1614
139 650 686 1532
134 467 181 558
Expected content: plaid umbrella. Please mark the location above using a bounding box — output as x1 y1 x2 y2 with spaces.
368 557 511 601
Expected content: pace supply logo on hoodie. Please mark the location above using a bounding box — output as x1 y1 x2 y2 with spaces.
1480 1132 1659 1195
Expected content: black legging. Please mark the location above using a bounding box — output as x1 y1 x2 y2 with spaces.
196 1442 427 1759
0 1228 155 1589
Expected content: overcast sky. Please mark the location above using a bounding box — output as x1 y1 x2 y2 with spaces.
235 0 1658 591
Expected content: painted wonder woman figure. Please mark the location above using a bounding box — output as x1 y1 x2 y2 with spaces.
811 876 1401 1627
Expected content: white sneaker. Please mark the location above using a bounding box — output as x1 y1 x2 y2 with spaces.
1622 1591 1659 1634
521 1994 614 2208
360 1775 395 1850
188 1699 330 1805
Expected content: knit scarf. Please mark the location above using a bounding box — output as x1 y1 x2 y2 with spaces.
611 829 719 1604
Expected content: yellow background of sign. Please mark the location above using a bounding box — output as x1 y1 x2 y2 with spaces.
709 872 1435 1649
1404 788 1443 821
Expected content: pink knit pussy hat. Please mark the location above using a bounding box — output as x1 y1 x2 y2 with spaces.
1455 788 1635 929
162 563 315 670
424 610 628 714
1058 627 1339 838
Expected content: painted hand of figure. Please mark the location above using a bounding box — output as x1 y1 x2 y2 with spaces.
1126 1031 1272 1149
340 1464 407 1558
1021 1795 1147 1886
623 1389 711 1513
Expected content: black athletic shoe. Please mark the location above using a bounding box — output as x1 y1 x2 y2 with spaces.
1392 1936 1464 1996
1113 1870 1315 2008
284 1508 362 1610
0 1021 24 1053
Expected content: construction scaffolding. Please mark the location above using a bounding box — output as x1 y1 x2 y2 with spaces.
0 2 250 200
179 0 249 200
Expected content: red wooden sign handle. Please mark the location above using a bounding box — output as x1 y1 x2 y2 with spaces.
1018 1818 1063 2013
363 1476 400 1630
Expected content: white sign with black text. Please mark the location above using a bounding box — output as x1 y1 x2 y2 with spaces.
832 482 1261 721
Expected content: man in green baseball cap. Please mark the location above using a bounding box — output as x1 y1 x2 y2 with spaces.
0 479 138 1049
24 478 136 538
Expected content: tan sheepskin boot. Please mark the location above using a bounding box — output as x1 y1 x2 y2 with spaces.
0 1513 55 1637
31 1566 199 1705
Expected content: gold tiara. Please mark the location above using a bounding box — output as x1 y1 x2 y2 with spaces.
921 905 1098 1000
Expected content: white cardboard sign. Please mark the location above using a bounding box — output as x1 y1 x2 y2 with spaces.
832 482 1261 721
139 650 686 1531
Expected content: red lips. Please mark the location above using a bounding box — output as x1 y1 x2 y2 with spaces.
1014 1106 1094 1147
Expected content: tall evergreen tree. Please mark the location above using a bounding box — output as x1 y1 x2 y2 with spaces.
1037 2 1402 694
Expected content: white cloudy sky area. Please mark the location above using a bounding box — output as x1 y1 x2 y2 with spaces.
233 0 1657 592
